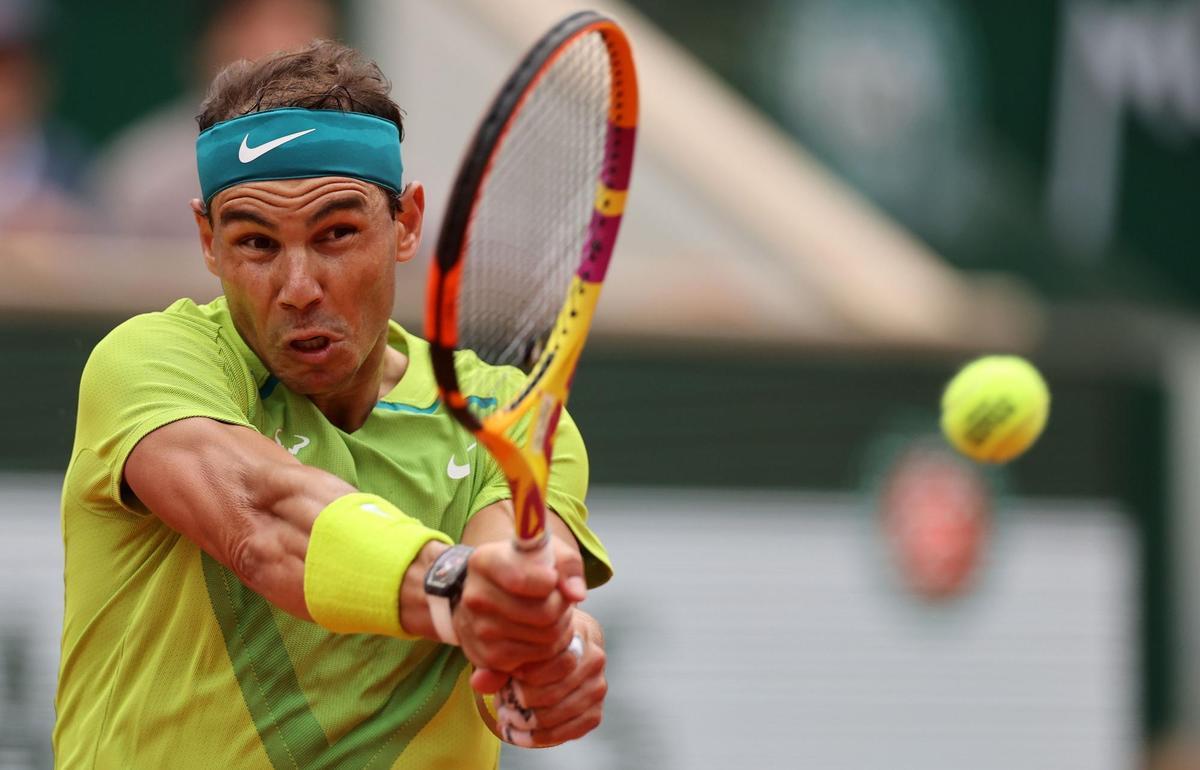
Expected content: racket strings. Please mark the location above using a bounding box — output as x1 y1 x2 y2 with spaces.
457 31 611 415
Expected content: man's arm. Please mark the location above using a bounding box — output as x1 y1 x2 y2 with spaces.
126 416 578 656
126 417 352 620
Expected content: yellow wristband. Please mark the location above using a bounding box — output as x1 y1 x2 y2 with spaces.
303 492 452 637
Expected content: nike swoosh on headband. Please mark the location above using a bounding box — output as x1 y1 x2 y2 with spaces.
238 128 317 163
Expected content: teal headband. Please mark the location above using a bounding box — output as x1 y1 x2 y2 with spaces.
196 108 403 203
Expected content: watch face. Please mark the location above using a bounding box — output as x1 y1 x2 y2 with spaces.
427 546 471 593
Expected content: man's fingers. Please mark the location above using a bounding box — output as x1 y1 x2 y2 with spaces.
551 538 587 603
458 613 576 673
460 636 567 674
496 705 604 748
559 575 587 603
470 544 557 598
511 638 582 688
457 614 575 674
460 575 573 629
515 643 604 710
463 610 575 650
530 668 607 731
497 661 608 746
526 699 606 747
470 667 509 694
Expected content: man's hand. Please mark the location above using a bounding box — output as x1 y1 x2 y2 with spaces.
452 535 586 675
490 609 607 748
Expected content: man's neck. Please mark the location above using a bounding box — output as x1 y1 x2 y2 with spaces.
310 345 408 433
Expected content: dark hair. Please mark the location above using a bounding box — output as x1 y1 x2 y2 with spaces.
197 39 405 214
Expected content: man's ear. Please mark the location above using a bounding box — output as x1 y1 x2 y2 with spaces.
191 198 219 276
394 182 425 264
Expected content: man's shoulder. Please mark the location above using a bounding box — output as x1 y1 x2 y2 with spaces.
77 296 258 427
84 297 242 384
104 297 227 340
448 346 524 400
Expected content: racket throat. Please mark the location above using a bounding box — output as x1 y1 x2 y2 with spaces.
512 476 548 543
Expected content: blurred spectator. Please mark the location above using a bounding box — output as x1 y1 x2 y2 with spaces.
0 0 89 232
87 0 335 237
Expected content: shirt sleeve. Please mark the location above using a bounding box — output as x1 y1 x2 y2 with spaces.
68 312 257 515
543 407 612 589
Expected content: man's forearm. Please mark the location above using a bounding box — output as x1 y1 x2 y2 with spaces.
462 500 583 559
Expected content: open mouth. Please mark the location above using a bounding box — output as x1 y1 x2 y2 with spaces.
290 336 331 352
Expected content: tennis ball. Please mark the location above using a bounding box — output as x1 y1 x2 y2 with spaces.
940 355 1049 463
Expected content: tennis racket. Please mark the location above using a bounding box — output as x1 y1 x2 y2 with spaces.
424 10 638 744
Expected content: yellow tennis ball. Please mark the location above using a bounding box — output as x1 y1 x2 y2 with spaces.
940 355 1050 463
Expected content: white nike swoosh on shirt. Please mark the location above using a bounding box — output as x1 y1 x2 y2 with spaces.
447 442 477 480
238 128 317 163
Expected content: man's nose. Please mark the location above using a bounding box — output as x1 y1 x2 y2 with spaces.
277 249 323 311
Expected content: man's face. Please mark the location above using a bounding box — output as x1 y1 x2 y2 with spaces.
193 176 423 397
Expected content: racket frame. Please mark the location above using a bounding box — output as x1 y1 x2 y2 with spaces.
426 11 638 549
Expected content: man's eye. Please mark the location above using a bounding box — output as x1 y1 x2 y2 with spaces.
326 226 357 241
241 235 275 250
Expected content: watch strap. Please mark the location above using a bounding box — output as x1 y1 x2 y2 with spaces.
427 593 459 645
424 544 474 645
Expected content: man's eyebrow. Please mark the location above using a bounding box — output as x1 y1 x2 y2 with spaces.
307 196 370 226
218 208 276 229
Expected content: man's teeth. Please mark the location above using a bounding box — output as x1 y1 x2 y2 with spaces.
293 336 329 351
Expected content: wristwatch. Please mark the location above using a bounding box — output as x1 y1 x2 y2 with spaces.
424 544 474 645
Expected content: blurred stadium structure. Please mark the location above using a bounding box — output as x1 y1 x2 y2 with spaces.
2 0 1200 767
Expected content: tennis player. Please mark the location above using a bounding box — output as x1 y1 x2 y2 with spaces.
54 41 611 769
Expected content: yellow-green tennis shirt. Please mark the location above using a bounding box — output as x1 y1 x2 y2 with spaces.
55 296 612 770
